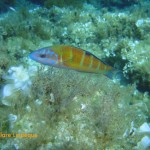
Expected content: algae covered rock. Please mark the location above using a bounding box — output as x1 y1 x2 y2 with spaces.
0 0 150 149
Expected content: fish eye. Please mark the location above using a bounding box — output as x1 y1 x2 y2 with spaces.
39 54 46 58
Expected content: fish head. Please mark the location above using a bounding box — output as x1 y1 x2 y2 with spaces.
29 47 58 66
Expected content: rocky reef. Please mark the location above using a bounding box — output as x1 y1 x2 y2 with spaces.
0 0 150 149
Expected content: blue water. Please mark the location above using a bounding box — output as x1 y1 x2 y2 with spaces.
0 0 142 13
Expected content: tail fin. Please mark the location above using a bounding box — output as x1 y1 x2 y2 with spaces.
105 69 129 85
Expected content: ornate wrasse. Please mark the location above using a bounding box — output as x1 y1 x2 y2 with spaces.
29 45 124 80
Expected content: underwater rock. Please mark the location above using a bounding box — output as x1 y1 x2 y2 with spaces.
49 93 55 103
136 136 150 150
0 1 150 149
34 99 42 105
25 105 31 112
139 122 150 133
2 84 14 98
1 97 15 106
8 113 17 130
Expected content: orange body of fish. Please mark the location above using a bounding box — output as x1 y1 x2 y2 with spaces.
29 45 113 74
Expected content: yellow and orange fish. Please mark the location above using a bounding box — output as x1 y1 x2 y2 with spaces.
29 45 123 80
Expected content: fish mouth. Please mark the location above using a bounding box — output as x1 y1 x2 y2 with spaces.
29 52 34 60
29 52 38 62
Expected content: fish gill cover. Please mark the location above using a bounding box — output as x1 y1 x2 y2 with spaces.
0 0 150 150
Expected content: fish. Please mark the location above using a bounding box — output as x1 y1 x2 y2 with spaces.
29 45 125 81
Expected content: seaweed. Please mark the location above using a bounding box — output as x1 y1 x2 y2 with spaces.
0 1 150 149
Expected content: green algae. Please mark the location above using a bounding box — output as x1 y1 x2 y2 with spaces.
0 1 150 149
1 68 149 149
